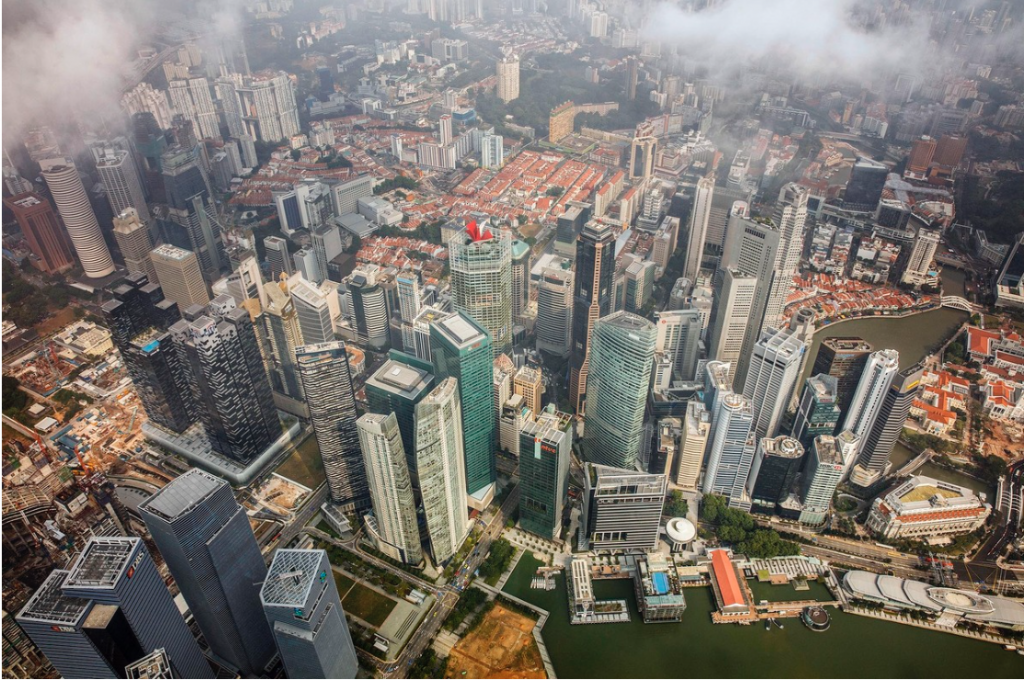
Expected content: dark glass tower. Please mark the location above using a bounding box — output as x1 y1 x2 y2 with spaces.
170 295 280 463
791 374 842 450
102 272 198 433
811 337 873 412
569 221 616 413
139 469 276 676
365 350 435 475
747 436 804 514
161 145 225 279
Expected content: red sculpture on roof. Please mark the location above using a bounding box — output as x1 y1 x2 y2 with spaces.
466 220 493 242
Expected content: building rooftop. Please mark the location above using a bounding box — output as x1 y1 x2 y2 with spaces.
710 549 746 609
139 468 224 521
262 550 325 607
65 537 139 589
151 244 194 261
17 570 90 625
367 358 432 398
436 313 486 346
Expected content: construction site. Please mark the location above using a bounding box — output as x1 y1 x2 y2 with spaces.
445 603 547 680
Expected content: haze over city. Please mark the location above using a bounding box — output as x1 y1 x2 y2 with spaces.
2 1 1023 678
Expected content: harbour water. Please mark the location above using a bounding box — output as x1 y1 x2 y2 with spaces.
503 555 1022 678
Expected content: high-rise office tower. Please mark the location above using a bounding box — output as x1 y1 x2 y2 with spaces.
791 374 842 450
448 225 513 356
569 222 616 412
580 463 667 552
415 378 470 564
168 78 221 140
511 239 530 322
843 158 888 211
496 53 520 102
102 273 197 433
906 136 936 174
933 134 967 168
513 365 544 415
849 363 924 488
628 122 657 181
702 392 756 510
150 244 211 312
673 401 711 490
581 312 657 469
91 138 150 224
742 327 807 440
3 192 75 273
746 436 804 514
39 159 115 278
655 309 702 383
519 409 573 539
295 342 366 509
358 413 423 564
842 349 900 440
719 205 782 387
536 265 574 358
396 272 421 323
261 550 358 679
23 537 212 678
365 352 435 474
161 146 225 279
265 235 293 282
759 183 809 335
901 228 940 286
812 337 873 411
139 469 275 676
798 435 845 525
290 277 334 344
625 55 639 100
112 208 158 283
683 177 714 280
706 268 758 373
261 278 305 401
430 312 495 498
347 266 391 350
170 296 279 463
704 187 754 264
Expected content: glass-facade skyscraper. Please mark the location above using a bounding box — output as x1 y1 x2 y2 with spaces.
139 469 275 676
519 409 573 539
430 312 495 497
792 374 842 450
365 351 435 475
581 311 656 469
569 222 616 412
448 226 513 356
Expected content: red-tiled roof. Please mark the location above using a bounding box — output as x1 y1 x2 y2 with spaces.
710 550 744 609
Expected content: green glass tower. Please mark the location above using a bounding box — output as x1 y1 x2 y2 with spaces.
365 350 435 475
582 311 657 469
430 312 496 496
519 408 573 539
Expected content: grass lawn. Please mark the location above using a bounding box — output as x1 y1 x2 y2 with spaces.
334 571 356 598
274 436 326 488
343 583 397 628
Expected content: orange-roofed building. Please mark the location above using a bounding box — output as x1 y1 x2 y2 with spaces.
708 549 750 614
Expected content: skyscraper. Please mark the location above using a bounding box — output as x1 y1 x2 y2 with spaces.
702 392 756 510
513 365 544 415
798 435 845 525
742 327 807 440
150 245 211 312
113 208 158 283
844 158 888 211
415 378 470 564
683 177 714 280
655 309 702 383
746 436 804 514
673 401 710 490
168 78 221 140
161 146 225 279
511 239 530 322
569 222 616 412
358 413 423 564
759 183 809 335
261 550 358 679
581 312 657 469
170 296 280 463
265 235 294 282
901 228 940 286
431 312 495 498
535 265 574 358
347 266 391 350
842 349 901 441
791 374 842 450
365 352 435 474
102 273 197 433
223 71 300 142
34 537 211 678
290 277 335 345
448 224 513 356
580 463 666 552
139 469 275 676
91 138 150 224
812 337 873 411
396 273 422 323
261 278 305 402
496 53 520 103
706 268 758 372
295 342 366 509
850 363 924 488
3 192 75 273
519 409 573 539
40 159 115 278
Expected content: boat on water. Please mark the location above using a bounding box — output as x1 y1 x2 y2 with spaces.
1004 645 1016 651
765 619 771 631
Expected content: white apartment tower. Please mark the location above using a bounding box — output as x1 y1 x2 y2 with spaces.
683 177 714 280
497 53 520 103
40 159 115 278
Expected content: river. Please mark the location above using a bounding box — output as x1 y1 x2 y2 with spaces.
503 555 1022 678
